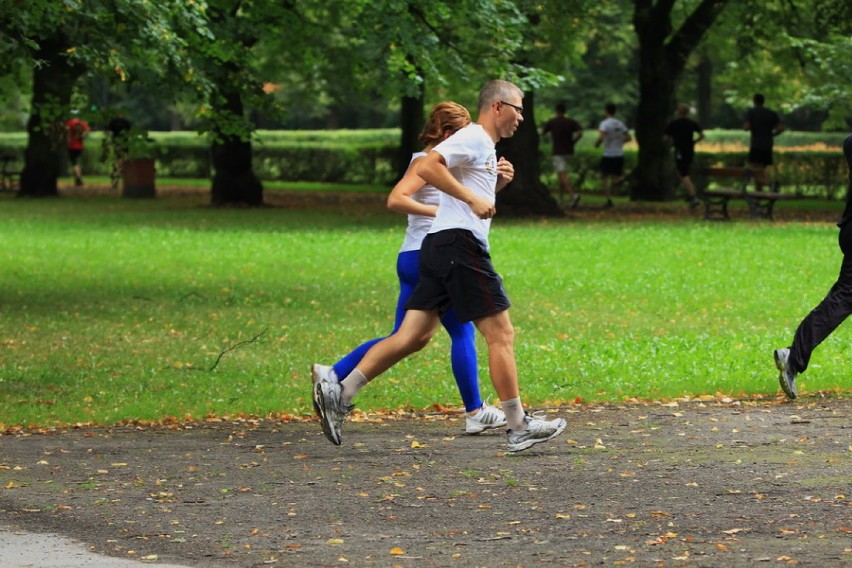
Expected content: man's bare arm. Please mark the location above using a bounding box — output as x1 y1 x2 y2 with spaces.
415 151 496 219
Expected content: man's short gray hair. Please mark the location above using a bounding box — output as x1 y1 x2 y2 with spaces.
478 80 523 111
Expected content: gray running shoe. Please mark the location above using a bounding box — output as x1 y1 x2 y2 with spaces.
506 413 567 452
465 403 507 435
311 364 337 419
773 348 797 399
314 379 350 445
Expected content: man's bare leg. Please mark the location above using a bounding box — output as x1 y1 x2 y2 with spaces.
601 175 614 207
557 171 569 205
473 310 518 400
475 309 567 450
750 162 767 192
474 310 523 429
314 309 440 445
354 309 440 381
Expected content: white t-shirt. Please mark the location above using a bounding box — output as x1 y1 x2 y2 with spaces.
599 117 629 157
399 152 440 253
428 123 498 248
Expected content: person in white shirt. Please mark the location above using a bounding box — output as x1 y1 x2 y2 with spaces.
313 80 567 452
311 102 506 436
594 102 632 208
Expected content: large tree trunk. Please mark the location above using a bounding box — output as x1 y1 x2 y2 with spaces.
397 91 425 181
496 91 562 217
631 0 729 201
18 36 85 198
632 15 677 201
210 90 263 207
696 55 713 126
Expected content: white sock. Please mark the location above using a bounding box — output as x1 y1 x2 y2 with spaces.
340 369 368 407
501 397 526 430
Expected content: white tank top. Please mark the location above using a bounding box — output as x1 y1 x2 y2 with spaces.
399 152 440 253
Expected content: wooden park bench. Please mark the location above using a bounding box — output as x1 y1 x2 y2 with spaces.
1 154 22 192
695 166 799 221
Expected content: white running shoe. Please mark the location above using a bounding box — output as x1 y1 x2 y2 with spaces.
311 364 337 420
773 348 798 399
311 363 336 386
464 403 507 435
506 413 567 452
313 379 350 446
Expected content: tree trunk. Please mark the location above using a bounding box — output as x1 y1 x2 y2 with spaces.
210 90 263 207
496 90 562 217
631 0 730 201
696 56 713 126
634 48 677 199
18 37 85 198
397 92 425 181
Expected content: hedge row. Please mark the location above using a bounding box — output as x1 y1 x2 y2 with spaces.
1 134 847 198
546 149 848 199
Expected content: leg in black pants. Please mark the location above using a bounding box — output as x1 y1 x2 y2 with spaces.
776 223 852 397
776 133 852 398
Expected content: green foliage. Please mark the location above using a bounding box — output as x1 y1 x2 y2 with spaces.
713 0 852 128
536 0 638 128
0 196 848 428
0 0 214 149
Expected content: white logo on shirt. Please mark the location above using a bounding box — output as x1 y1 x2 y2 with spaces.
484 154 497 175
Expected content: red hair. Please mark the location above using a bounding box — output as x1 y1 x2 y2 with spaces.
420 102 471 146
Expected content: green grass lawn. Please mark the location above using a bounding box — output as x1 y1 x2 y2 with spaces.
0 194 849 429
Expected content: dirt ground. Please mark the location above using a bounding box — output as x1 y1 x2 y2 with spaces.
0 396 849 567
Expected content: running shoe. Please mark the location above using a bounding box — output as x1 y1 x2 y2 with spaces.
465 403 507 435
314 379 350 445
773 348 798 399
311 363 337 419
506 413 567 452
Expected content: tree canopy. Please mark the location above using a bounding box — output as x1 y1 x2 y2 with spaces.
0 0 848 204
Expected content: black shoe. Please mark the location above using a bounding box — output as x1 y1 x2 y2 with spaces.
689 197 700 209
602 199 614 209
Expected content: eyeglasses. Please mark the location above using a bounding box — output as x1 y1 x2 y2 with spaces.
499 100 524 115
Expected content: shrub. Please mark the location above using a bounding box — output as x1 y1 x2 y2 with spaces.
0 129 846 196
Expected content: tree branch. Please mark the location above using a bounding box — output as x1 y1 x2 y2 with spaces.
209 327 267 372
666 0 730 77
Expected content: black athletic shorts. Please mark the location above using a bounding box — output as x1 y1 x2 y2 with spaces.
67 149 83 165
675 153 694 177
406 229 511 323
748 147 773 166
600 156 624 176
